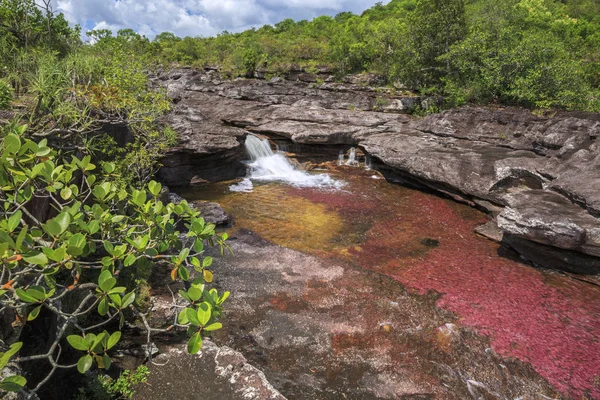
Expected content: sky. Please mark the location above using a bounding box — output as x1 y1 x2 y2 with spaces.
51 0 389 40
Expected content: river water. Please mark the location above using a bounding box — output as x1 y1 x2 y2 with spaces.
179 140 600 399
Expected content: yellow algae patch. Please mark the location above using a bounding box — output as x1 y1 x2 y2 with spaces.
218 185 344 253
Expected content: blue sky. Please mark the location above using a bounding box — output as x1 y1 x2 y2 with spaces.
52 0 389 40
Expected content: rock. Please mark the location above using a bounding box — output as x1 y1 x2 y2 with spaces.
154 70 600 273
475 220 504 242
134 341 286 400
362 107 600 272
190 201 229 225
498 190 600 257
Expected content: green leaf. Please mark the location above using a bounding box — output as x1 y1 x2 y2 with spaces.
91 332 107 353
107 331 121 350
218 291 231 305
188 287 202 302
67 335 90 351
15 225 28 252
0 375 27 392
178 310 189 325
186 307 200 326
98 270 112 288
43 246 66 263
54 212 71 235
203 322 223 332
23 251 49 266
178 266 190 281
98 298 109 316
197 302 211 326
121 292 135 308
123 253 136 267
202 256 213 268
187 332 203 354
147 181 162 197
102 354 112 370
0 342 22 369
4 133 21 155
7 210 21 233
67 233 87 256
27 305 42 321
60 187 72 200
77 355 93 374
132 190 147 207
102 162 116 174
15 289 37 303
109 294 122 307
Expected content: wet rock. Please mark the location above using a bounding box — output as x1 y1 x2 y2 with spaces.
474 221 504 242
154 70 600 273
362 107 600 272
133 341 286 400
198 232 561 399
190 201 229 225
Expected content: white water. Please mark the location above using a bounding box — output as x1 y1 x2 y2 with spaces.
338 151 345 166
230 135 344 192
345 147 359 166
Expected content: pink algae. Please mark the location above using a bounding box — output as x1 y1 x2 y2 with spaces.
294 178 600 399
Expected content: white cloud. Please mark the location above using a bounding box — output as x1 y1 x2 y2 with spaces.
51 0 387 40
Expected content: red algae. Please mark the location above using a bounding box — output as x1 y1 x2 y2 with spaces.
183 170 600 398
290 174 600 399
346 189 600 399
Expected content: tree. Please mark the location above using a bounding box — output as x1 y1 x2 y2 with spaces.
0 124 230 397
405 0 467 87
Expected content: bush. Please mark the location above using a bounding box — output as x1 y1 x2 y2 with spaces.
0 124 230 397
0 79 12 109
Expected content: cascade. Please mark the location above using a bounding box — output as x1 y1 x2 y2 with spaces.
230 135 343 192
338 151 345 166
345 147 359 166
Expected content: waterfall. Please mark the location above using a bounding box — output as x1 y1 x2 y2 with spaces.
230 135 343 192
365 154 372 170
338 151 345 166
345 147 359 166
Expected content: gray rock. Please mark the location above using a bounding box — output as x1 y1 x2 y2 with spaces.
134 341 286 400
190 201 229 226
154 70 600 273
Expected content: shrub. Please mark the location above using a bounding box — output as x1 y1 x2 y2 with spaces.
0 124 230 397
0 79 12 109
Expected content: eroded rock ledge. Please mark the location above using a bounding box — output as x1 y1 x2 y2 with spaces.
155 68 600 274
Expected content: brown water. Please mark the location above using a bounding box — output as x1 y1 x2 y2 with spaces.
180 165 600 399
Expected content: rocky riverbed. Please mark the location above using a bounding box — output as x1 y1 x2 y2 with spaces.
141 69 600 399
154 68 600 275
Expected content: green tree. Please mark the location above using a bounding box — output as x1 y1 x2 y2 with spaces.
0 124 230 397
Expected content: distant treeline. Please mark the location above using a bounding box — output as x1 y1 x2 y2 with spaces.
2 0 600 111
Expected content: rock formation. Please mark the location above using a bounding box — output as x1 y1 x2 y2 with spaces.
155 69 600 274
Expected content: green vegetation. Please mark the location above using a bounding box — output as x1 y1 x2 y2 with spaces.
143 0 600 111
76 365 150 400
0 0 230 397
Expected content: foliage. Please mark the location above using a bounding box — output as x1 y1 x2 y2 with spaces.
0 124 229 397
0 79 11 109
75 365 150 400
99 0 599 111
98 365 150 399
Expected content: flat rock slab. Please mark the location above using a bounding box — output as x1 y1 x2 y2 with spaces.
134 340 286 400
198 231 561 400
